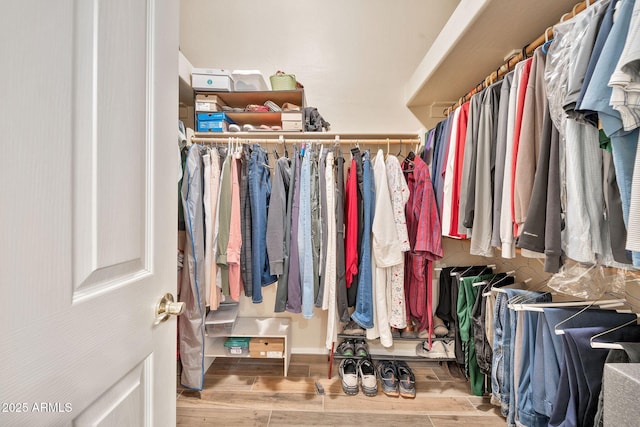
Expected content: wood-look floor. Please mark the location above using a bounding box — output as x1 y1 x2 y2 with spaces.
176 355 505 426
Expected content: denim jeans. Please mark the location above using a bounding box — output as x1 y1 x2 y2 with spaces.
517 311 549 427
507 290 551 426
249 145 277 303
491 292 509 411
352 151 374 328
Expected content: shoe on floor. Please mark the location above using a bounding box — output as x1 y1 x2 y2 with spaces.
357 358 377 397
354 339 369 357
416 341 448 359
391 327 401 338
339 358 359 395
336 339 355 357
376 360 399 397
395 361 416 398
342 320 365 336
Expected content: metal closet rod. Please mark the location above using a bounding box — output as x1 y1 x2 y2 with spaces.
190 135 420 145
445 0 592 115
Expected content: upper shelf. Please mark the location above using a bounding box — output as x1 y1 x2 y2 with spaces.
405 0 580 125
205 90 305 109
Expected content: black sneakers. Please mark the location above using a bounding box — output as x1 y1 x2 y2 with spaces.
376 360 416 398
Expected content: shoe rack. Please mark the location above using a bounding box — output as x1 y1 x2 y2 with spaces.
327 333 456 379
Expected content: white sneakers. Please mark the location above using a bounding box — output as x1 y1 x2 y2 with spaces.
415 339 455 359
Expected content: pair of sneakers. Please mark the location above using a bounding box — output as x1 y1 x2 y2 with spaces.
336 338 368 357
376 360 416 398
339 358 377 397
415 339 455 359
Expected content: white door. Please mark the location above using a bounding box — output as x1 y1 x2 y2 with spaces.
0 1 179 426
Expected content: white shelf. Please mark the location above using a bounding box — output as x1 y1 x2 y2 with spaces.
204 317 292 376
405 0 580 124
178 50 194 106
205 302 239 325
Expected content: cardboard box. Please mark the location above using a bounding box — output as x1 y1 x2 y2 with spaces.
281 111 303 121
281 120 303 131
195 93 227 112
192 68 234 91
249 338 284 358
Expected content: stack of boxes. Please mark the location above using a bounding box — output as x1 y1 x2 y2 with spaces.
192 68 235 133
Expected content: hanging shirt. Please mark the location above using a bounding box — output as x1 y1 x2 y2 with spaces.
386 155 410 329
227 153 243 301
266 157 292 277
286 148 303 313
351 151 375 329
510 56 533 238
324 152 339 349
458 93 482 235
298 150 314 318
344 158 359 289
470 81 501 257
275 152 296 313
216 154 232 296
491 72 514 249
451 101 470 239
369 150 402 347
441 107 461 237
202 152 213 306
500 61 524 258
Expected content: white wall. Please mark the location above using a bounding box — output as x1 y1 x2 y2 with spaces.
180 0 460 134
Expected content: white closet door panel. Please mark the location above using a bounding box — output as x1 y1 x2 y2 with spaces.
0 0 178 425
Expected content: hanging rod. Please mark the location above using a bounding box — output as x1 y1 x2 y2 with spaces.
444 0 592 115
190 132 420 145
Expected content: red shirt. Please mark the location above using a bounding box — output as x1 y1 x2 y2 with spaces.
450 101 470 239
403 156 443 260
511 58 533 237
344 158 359 288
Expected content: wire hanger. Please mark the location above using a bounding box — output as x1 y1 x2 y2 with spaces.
451 264 495 278
590 315 640 350
396 138 404 158
554 299 601 335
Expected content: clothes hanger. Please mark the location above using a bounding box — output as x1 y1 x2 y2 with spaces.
396 139 404 158
554 298 603 335
451 264 495 278
590 315 640 350
473 270 516 288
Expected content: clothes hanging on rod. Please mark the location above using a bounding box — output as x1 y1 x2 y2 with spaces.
424 0 640 290
177 136 444 357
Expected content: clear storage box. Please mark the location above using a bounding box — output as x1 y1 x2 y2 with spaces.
224 337 251 355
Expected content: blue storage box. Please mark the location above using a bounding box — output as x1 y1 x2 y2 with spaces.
197 120 230 132
196 112 235 123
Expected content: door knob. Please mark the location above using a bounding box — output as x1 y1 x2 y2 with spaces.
155 293 185 324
